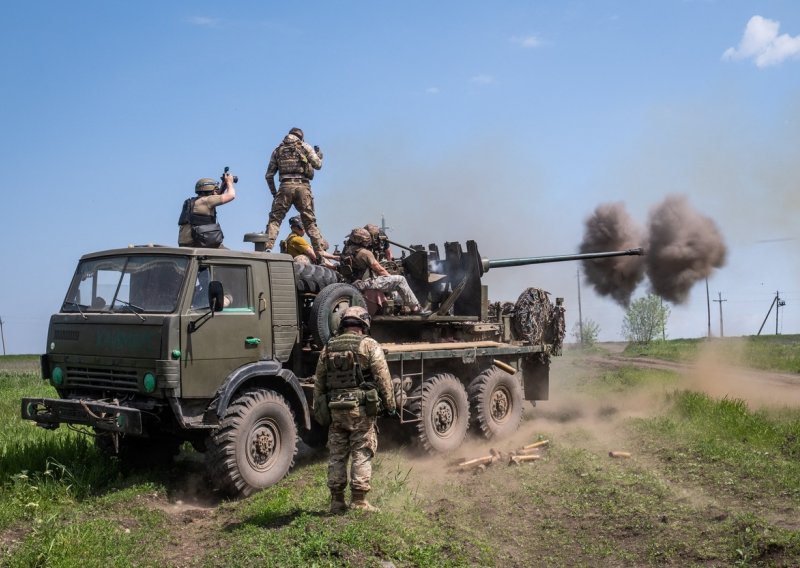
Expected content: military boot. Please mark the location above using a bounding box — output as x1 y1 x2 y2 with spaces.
350 490 380 512
330 490 347 514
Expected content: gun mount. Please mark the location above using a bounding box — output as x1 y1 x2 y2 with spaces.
383 241 643 319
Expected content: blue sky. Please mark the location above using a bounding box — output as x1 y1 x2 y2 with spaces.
2 1 799 353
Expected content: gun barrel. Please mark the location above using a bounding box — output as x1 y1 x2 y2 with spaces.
484 248 644 271
386 239 421 253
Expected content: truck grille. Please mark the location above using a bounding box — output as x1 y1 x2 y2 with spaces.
65 366 139 392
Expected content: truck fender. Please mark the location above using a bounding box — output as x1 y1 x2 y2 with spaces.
213 361 311 431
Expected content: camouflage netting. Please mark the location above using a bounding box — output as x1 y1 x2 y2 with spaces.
512 288 566 360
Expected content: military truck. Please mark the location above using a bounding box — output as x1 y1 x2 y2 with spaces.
21 237 642 497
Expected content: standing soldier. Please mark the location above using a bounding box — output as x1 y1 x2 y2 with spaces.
178 173 236 248
313 306 396 513
263 127 327 257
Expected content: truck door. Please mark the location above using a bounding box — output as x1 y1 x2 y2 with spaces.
180 261 272 397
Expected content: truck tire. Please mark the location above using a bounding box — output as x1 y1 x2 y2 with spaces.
294 263 340 293
468 367 524 439
411 373 470 453
309 283 367 346
206 389 298 498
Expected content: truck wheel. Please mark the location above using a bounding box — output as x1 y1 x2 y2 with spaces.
206 389 298 498
468 367 524 439
95 432 181 469
309 283 367 346
411 373 469 453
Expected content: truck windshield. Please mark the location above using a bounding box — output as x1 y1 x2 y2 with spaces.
62 255 189 314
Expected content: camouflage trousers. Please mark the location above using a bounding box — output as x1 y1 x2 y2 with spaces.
327 406 378 493
358 275 422 310
264 181 326 252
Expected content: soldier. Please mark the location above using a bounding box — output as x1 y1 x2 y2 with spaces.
178 173 236 248
341 228 430 316
313 306 396 513
364 224 393 262
282 216 338 266
263 127 327 256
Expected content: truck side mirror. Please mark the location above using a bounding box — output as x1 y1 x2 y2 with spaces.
208 280 225 312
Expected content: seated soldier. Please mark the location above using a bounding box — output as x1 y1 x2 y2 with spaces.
340 228 430 316
282 216 338 266
364 224 393 261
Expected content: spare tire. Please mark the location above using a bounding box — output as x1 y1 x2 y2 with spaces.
293 263 340 293
309 283 367 346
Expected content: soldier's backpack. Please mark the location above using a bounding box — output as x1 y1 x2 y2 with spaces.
276 141 308 176
178 197 196 226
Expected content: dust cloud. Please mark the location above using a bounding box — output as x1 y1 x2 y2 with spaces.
578 202 647 306
683 339 800 409
580 194 727 306
646 195 727 303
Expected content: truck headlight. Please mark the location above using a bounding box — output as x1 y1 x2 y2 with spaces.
143 372 156 393
52 366 64 386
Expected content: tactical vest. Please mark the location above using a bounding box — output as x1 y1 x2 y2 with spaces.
276 141 311 178
325 334 369 391
338 245 373 282
178 197 217 227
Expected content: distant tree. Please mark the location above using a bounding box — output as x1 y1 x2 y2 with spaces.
622 294 670 344
571 319 600 347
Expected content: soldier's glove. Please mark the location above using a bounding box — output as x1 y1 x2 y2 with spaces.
314 145 323 158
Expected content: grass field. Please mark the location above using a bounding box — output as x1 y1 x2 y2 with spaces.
2 342 800 566
622 334 800 373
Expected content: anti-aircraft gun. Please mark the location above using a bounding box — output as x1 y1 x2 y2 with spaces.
347 238 643 347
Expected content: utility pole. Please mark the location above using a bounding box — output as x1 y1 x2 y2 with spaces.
576 268 584 346
0 316 6 356
712 292 727 338
757 291 785 336
380 214 391 235
776 291 786 335
705 278 712 338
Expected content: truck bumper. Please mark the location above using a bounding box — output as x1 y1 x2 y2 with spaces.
21 398 144 435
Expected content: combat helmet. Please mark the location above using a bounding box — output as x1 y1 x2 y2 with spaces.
289 127 304 140
195 178 219 194
339 306 371 331
364 224 380 239
289 215 304 230
349 227 372 246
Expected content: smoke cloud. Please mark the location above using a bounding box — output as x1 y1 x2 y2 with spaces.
578 203 647 306
646 195 727 303
580 195 727 306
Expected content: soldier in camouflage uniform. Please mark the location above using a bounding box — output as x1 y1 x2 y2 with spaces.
364 224 393 261
341 228 430 316
313 306 397 513
263 127 327 256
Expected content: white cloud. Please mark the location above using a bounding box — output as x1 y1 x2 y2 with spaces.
425 87 440 95
188 16 219 27
511 35 542 49
723 15 800 68
470 74 494 84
